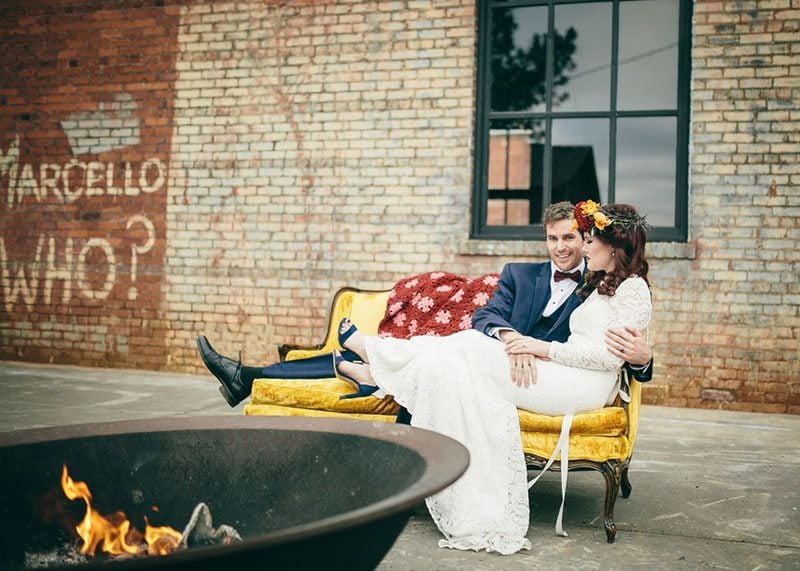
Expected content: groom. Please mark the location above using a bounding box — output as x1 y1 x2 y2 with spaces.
197 202 652 408
472 201 652 389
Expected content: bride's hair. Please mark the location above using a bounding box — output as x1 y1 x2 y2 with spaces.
581 204 650 297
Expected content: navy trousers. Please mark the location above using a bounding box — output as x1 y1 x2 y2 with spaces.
259 349 411 424
259 351 351 379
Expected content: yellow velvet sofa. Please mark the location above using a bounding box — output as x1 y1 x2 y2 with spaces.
244 286 643 543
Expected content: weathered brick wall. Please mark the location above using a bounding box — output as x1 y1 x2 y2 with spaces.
650 0 799 413
0 0 180 368
163 0 477 368
1 0 798 413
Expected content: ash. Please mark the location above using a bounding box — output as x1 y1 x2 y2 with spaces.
24 545 88 568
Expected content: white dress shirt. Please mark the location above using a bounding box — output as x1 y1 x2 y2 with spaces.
489 260 585 338
542 260 585 317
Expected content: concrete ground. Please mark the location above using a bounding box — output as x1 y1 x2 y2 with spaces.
1 360 798 570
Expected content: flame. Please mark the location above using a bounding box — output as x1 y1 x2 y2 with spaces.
144 522 182 555
60 465 182 558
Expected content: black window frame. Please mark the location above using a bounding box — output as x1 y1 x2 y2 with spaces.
472 0 693 242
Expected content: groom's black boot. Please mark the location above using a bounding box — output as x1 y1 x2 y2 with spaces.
196 336 250 407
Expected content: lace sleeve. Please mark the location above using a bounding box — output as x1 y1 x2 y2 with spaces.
548 277 652 371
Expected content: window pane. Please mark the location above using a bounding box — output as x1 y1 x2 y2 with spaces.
551 119 609 206
615 117 677 226
487 118 545 225
618 0 679 110
552 3 611 112
490 6 548 113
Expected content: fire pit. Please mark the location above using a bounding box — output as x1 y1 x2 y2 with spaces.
0 416 469 570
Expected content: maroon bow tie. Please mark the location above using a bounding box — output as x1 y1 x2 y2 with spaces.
554 270 581 283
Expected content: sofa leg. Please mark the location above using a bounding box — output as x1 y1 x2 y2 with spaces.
621 464 632 499
599 459 622 543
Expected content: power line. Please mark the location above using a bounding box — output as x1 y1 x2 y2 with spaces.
568 41 678 80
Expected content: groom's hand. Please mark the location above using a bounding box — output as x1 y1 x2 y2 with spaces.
499 331 538 387
498 330 524 344
508 353 537 388
606 326 651 366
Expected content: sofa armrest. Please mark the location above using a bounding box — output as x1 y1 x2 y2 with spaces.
277 287 392 363
625 379 643 448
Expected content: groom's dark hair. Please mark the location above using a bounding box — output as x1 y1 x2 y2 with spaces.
542 201 574 228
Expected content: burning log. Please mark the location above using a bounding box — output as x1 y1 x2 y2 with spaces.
179 502 241 548
57 465 240 563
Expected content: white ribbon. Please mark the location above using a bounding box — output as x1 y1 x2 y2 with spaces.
618 367 631 403
527 412 574 537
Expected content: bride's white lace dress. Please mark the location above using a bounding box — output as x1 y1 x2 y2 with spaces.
364 276 652 554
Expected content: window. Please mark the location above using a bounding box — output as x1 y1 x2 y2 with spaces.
472 0 691 241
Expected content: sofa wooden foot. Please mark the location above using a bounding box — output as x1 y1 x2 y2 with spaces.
604 517 617 543
600 459 622 543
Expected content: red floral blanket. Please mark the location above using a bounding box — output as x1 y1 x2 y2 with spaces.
377 271 501 339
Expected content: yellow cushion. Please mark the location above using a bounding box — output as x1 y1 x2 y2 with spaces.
250 378 399 415
521 432 631 463
518 406 627 436
244 403 395 423
252 379 626 433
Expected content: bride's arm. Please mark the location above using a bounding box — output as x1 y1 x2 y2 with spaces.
547 278 652 371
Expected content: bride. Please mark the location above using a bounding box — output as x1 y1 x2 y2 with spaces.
335 203 652 555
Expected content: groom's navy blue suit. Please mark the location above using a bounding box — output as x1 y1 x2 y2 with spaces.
472 262 581 345
472 261 653 382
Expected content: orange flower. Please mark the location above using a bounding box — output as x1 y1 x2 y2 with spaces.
580 200 599 216
570 219 579 231
593 211 611 230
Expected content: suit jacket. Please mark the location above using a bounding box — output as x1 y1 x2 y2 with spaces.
472 262 653 382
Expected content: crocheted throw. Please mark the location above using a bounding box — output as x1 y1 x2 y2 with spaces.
378 271 501 339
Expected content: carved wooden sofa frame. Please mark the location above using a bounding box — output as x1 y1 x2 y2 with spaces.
244 287 642 543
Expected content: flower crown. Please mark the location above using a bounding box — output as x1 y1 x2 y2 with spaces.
570 200 650 235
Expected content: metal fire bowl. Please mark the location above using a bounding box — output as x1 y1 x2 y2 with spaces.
0 416 469 571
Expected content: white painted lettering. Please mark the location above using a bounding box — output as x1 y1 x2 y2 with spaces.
85 161 105 197
106 162 122 196
1 134 165 208
39 164 64 202
15 163 41 204
0 235 45 312
76 238 116 301
126 215 156 300
62 159 86 203
123 162 136 196
43 237 74 305
139 158 165 194
1 136 19 209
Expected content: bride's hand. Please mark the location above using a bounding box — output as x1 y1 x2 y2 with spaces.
505 337 548 357
505 336 534 353
508 353 537 387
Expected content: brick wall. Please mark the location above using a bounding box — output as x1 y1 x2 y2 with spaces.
163 0 477 368
0 0 180 367
1 0 798 413
655 0 799 413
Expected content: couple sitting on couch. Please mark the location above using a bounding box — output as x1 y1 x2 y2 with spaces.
197 200 653 554
198 201 652 406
